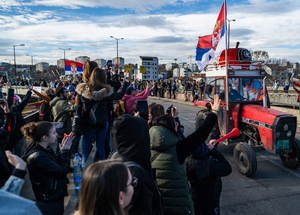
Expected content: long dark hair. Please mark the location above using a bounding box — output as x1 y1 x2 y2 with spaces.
148 103 165 128
153 114 177 136
78 159 129 215
83 60 98 83
88 67 111 94
21 121 54 143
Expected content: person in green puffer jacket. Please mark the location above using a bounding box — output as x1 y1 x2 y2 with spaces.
149 94 220 215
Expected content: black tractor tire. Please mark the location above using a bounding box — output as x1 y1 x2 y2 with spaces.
280 138 300 169
234 142 257 177
195 110 220 141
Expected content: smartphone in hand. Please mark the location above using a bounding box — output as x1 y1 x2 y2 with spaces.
136 100 148 121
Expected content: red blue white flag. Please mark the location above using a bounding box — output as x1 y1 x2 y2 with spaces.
65 60 83 75
196 0 227 71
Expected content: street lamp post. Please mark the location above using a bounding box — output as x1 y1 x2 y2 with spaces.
227 19 236 48
13 44 25 93
58 47 71 69
26 54 36 72
110 36 124 64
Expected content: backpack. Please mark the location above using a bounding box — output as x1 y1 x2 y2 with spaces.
88 102 107 128
115 100 127 117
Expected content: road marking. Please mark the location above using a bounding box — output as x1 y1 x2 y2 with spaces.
179 115 195 124
257 152 300 179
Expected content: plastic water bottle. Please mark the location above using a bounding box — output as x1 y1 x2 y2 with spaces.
73 153 83 190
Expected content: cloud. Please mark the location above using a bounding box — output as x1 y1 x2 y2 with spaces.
140 36 188 43
118 16 174 28
19 0 197 12
230 28 256 41
232 0 300 15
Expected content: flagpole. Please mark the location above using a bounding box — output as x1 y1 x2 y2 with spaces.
224 0 229 112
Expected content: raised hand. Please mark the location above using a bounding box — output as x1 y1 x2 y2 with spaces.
5 150 26 170
0 98 10 113
59 132 75 151
211 94 221 112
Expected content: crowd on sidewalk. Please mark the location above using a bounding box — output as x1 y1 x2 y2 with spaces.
0 61 232 215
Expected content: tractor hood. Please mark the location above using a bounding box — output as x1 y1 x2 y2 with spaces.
240 104 293 128
240 104 297 152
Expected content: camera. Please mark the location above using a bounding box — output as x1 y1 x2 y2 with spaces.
166 105 176 115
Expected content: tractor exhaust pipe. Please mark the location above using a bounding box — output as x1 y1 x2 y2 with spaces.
263 76 267 107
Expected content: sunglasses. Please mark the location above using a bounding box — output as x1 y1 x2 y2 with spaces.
126 177 138 189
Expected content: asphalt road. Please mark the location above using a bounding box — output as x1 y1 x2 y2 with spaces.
148 97 300 215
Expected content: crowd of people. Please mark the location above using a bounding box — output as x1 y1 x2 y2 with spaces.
0 61 232 215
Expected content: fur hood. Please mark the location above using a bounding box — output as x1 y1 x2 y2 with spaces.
76 83 113 101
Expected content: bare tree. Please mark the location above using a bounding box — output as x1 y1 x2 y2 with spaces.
251 50 269 61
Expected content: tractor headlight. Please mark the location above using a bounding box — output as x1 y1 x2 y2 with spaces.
287 131 292 137
275 132 280 138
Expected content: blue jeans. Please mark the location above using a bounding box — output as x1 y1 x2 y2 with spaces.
81 122 108 164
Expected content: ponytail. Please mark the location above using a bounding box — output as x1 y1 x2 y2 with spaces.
21 121 54 143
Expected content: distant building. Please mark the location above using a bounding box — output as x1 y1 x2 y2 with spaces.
180 68 192 77
265 64 291 83
75 56 90 64
136 56 158 81
173 68 180 78
113 57 125 69
94 59 107 69
57 59 65 69
173 67 191 77
178 62 187 68
36 62 49 72
187 63 199 72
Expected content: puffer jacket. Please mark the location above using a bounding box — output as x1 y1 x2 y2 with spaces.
149 112 218 215
22 142 70 202
150 126 194 215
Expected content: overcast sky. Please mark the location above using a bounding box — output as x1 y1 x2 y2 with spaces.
1 0 299 66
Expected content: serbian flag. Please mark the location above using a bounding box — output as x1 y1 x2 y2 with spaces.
196 0 227 71
65 60 83 75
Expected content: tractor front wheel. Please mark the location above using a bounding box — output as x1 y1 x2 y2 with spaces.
234 142 257 177
280 138 300 169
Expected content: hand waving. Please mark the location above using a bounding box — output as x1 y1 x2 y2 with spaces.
59 132 75 151
211 94 221 112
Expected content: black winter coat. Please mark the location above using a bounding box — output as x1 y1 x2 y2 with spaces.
73 82 129 135
9 90 32 145
114 115 163 215
39 94 55 122
107 72 121 112
0 89 17 186
186 148 232 215
22 143 70 201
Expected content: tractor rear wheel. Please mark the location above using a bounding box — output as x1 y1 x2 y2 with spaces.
234 142 257 177
280 138 300 169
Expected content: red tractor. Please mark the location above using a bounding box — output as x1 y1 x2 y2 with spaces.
194 48 300 176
